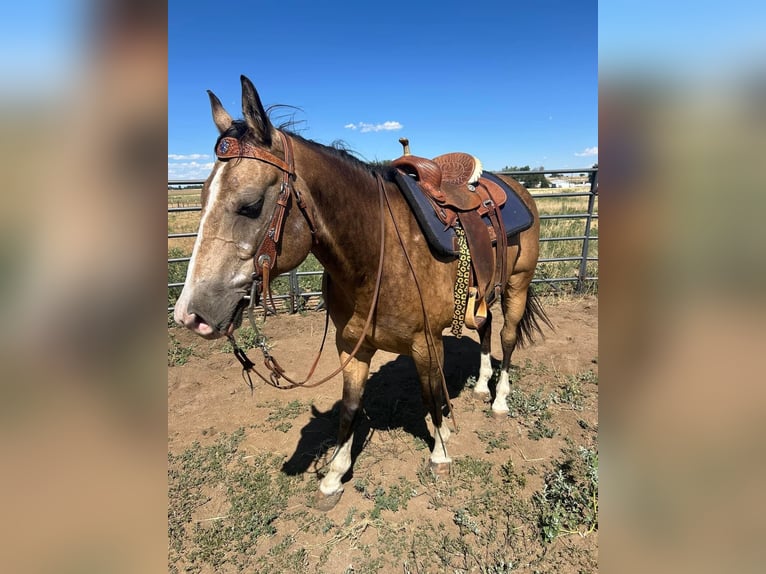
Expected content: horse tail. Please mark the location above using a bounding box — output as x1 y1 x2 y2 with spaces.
516 287 554 348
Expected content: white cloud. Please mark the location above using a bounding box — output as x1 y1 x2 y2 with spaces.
168 161 215 180
344 121 403 133
574 146 598 157
168 153 210 160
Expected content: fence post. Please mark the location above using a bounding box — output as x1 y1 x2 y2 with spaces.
576 169 598 293
288 269 300 313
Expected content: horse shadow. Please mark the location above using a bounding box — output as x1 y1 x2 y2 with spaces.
281 335 485 480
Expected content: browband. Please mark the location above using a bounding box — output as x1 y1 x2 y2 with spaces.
215 136 294 175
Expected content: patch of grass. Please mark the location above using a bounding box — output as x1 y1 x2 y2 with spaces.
499 384 558 440
505 386 549 418
455 455 494 482
453 508 481 536
528 410 556 440
167 247 189 310
551 369 598 412
168 429 305 572
412 436 429 451
274 421 293 433
265 399 307 423
367 478 417 519
576 369 598 385
499 458 527 491
168 332 194 366
475 430 510 454
407 456 534 572
534 442 599 543
221 324 269 353
534 193 599 295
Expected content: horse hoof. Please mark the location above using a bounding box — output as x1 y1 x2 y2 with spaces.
430 461 452 477
491 409 509 419
472 391 491 403
313 489 343 512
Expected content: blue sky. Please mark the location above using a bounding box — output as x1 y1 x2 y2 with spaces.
169 0 597 180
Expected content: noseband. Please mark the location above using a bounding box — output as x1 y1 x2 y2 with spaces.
215 131 316 315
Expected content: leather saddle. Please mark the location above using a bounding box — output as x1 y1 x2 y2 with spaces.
392 152 508 226
391 141 533 330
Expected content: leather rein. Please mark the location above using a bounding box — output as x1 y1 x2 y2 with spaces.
215 131 386 390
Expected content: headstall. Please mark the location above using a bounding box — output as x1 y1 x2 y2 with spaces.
215 131 316 316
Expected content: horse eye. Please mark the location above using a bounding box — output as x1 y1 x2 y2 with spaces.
236 197 264 219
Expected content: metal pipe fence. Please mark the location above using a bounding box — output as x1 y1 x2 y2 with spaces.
168 167 597 313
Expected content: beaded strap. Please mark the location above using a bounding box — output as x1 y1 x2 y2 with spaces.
450 225 471 338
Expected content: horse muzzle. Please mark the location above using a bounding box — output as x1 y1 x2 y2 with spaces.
174 290 248 340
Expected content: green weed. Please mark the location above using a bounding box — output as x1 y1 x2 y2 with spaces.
534 442 599 543
168 332 194 366
265 399 307 423
221 324 269 353
528 410 556 440
476 430 510 454
367 478 417 519
168 429 305 572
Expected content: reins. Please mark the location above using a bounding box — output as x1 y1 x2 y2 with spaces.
224 131 387 390
221 133 457 434
380 182 459 433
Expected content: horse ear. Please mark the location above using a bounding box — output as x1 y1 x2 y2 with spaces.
240 75 272 146
207 90 233 134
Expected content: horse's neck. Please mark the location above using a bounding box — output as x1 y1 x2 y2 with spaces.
295 143 385 285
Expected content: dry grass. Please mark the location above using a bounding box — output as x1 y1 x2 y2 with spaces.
167 181 599 304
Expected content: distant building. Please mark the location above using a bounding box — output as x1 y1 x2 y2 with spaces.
549 175 590 188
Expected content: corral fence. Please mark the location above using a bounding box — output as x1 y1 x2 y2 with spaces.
168 167 597 313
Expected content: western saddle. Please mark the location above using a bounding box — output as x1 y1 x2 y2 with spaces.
392 138 511 334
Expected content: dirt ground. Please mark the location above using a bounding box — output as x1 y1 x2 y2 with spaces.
168 294 598 572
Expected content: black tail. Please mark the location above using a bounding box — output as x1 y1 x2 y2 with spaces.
516 287 554 348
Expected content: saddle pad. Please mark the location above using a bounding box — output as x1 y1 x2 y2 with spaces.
394 170 534 258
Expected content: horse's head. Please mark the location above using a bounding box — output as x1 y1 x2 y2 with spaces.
174 76 313 338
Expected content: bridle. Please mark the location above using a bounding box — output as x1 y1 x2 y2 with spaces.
215 130 316 315
213 130 385 390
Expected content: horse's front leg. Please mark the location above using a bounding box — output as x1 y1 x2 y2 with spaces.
412 335 452 476
315 347 373 511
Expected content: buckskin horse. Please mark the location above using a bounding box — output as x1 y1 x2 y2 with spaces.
174 76 551 510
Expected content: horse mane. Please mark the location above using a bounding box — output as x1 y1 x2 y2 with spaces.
214 112 396 182
285 131 394 181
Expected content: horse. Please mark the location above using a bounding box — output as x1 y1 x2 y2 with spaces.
173 75 551 510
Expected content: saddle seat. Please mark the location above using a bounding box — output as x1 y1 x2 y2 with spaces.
392 153 507 227
391 143 529 332
391 153 482 212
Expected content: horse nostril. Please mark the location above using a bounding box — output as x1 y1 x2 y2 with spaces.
187 308 210 329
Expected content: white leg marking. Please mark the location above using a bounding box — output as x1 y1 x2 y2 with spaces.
491 370 510 414
319 436 353 496
474 352 493 395
430 423 452 465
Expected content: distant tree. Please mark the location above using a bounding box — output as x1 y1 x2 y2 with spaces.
501 164 551 188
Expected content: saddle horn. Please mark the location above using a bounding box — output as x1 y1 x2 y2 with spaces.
399 137 411 156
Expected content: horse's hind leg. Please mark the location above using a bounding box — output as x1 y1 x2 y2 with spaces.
412 335 452 475
472 310 493 401
492 275 532 416
316 348 373 511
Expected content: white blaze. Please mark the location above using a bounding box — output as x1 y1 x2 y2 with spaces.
173 163 224 323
